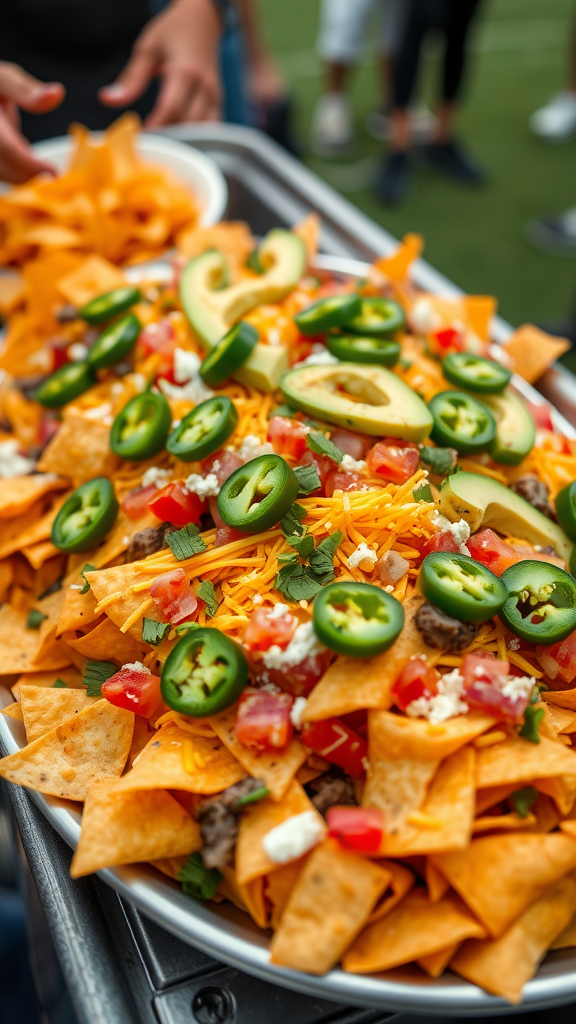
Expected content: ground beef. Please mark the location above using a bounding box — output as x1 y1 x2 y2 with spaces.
214 777 267 813
415 601 478 653
510 474 556 521
198 778 267 870
310 774 357 817
125 522 173 562
55 303 78 323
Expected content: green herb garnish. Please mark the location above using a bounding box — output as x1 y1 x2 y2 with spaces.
166 523 207 560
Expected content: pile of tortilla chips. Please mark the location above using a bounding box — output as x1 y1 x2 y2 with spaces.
1 139 576 1002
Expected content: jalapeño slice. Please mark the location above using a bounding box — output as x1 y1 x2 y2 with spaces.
161 627 248 717
442 352 512 394
420 552 508 623
344 297 406 338
87 312 140 370
167 396 238 462
313 581 405 657
35 361 95 408
217 454 298 533
294 293 362 336
555 481 576 542
79 286 141 325
199 321 259 387
326 334 401 367
52 477 119 553
500 560 576 645
110 391 171 460
428 390 496 454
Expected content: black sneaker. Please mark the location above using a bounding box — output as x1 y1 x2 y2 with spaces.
374 151 412 205
526 208 576 257
419 138 485 184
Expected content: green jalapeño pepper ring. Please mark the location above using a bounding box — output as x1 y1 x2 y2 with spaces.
441 352 512 394
110 391 171 460
51 477 119 553
344 297 406 337
167 396 238 462
313 581 405 657
161 627 248 717
217 454 298 533
87 312 141 371
428 390 496 454
555 481 576 542
35 361 95 408
294 293 362 336
500 560 576 644
199 321 259 387
420 552 508 623
326 334 401 367
79 286 141 325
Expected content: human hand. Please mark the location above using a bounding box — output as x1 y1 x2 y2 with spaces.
99 0 221 127
0 63 65 184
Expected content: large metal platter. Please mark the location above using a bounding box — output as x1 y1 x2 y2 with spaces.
2 253 576 1017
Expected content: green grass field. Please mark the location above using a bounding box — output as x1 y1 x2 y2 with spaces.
259 0 576 343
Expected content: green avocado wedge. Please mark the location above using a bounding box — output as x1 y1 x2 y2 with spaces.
439 471 572 562
480 388 536 466
281 362 433 442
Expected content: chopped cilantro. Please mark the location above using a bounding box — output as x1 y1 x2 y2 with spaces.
419 447 457 475
510 786 538 818
237 786 270 807
294 463 321 495
175 621 201 636
197 580 218 618
268 404 297 419
142 617 171 646
26 609 47 630
413 482 433 503
281 503 307 538
519 704 544 744
52 678 68 688
275 529 343 603
166 523 207 560
80 563 96 594
246 248 264 274
307 431 343 464
83 660 117 697
178 853 222 900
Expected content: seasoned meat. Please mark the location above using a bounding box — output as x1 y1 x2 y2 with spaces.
125 522 173 562
541 545 558 556
55 303 78 323
415 601 477 653
310 774 357 817
510 474 555 521
198 778 266 870
216 777 267 813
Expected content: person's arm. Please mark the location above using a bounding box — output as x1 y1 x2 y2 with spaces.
0 63 64 184
236 0 286 106
99 0 222 126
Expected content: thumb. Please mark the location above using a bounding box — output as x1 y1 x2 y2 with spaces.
0 63 64 112
99 48 157 107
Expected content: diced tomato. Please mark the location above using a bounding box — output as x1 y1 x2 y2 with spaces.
102 667 162 719
149 481 205 528
391 657 439 711
202 449 244 485
263 649 332 699
52 346 69 371
340 709 368 736
461 652 529 724
466 528 520 577
122 484 158 520
138 319 176 358
327 807 384 853
366 439 420 484
511 541 565 570
235 688 294 751
324 471 362 497
329 428 370 461
244 606 298 652
537 631 576 685
301 717 367 776
419 530 461 558
39 414 60 448
527 402 554 432
207 495 246 547
267 416 308 460
150 568 198 624
434 326 465 352
297 449 333 493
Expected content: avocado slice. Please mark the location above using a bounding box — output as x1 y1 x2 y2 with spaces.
281 363 433 441
439 471 572 561
479 388 536 466
179 229 306 392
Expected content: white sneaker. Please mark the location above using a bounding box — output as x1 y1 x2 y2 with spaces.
530 91 576 142
311 92 353 156
365 103 437 143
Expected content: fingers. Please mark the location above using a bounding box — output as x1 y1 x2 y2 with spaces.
0 62 64 112
0 108 56 184
144 64 221 127
99 45 157 107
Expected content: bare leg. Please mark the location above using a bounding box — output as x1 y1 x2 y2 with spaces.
326 61 351 93
389 106 411 150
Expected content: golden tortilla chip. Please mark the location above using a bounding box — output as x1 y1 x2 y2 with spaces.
430 833 576 937
113 723 245 795
368 861 414 923
343 889 485 974
476 732 576 788
0 270 26 315
376 233 423 283
451 873 576 1003
425 859 450 903
270 839 391 975
66 617 150 665
364 755 437 834
23 541 61 570
0 473 66 519
0 500 48 561
0 604 70 675
210 706 307 801
219 869 268 927
70 784 201 877
293 213 320 265
417 942 461 978
545 704 576 734
503 324 570 385
3 702 24 722
545 689 576 711
19 685 97 742
534 774 576 815
266 858 307 929
152 855 188 880
176 221 254 268
475 783 518 815
37 410 119 487
235 780 319 885
473 811 537 834
56 255 127 307
12 666 83 697
56 584 101 636
550 913 576 950
0 699 133 800
464 295 497 345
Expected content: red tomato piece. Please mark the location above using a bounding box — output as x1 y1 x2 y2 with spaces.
324 471 362 497
434 326 465 351
39 414 60 447
122 484 158 520
461 652 529 724
263 649 332 699
138 318 176 358
527 402 554 432
537 631 576 685
329 428 370 461
150 568 198 624
52 346 69 371
267 416 308 460
244 606 298 652
366 440 420 484
102 668 162 719
420 530 461 558
297 449 333 493
391 657 439 711
301 717 367 776
149 481 205 528
207 495 246 548
466 528 520 577
326 806 384 853
235 688 294 751
203 450 244 486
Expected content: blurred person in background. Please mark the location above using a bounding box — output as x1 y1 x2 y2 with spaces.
375 0 484 206
529 13 576 144
238 0 300 154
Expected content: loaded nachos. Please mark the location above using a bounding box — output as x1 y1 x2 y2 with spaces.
2 129 576 1006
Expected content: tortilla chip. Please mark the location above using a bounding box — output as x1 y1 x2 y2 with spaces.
368 707 493 763
0 270 26 315
235 780 319 885
0 699 133 800
266 858 307 929
219 869 268 927
0 473 66 519
368 861 414 923
176 221 254 268
270 839 391 975
503 324 571 385
364 755 437 833
210 706 307 801
37 410 119 487
430 833 576 937
376 233 423 282
343 889 486 974
0 500 48 561
81 560 152 639
66 617 150 665
475 784 518 815
12 666 83 697
112 723 245 795
3 702 24 722
464 295 497 344
550 913 576 950
151 855 188 881
417 942 461 978
0 604 70 675
23 541 61 570
19 685 97 742
473 811 537 833
70 784 201 877
476 732 576 788
545 689 576 711
56 584 101 636
534 774 576 815
451 873 576 1003
56 255 127 307
545 704 576 734
425 860 450 903
293 213 320 265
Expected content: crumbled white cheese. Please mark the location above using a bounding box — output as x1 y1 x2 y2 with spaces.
290 696 308 730
236 434 274 462
263 621 326 670
173 347 202 384
122 661 151 674
384 585 395 593
507 636 521 651
410 298 442 336
158 375 213 406
132 373 147 393
268 603 291 620
324 521 332 531
68 342 89 362
347 542 378 570
406 668 469 724
501 675 535 701
29 348 51 371
0 439 35 478
294 344 340 368
184 472 220 498
142 466 172 489
262 810 326 864
267 328 281 346
84 402 113 424
341 454 366 473
253 594 263 605
448 518 471 554
111 382 124 396
69 583 83 590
